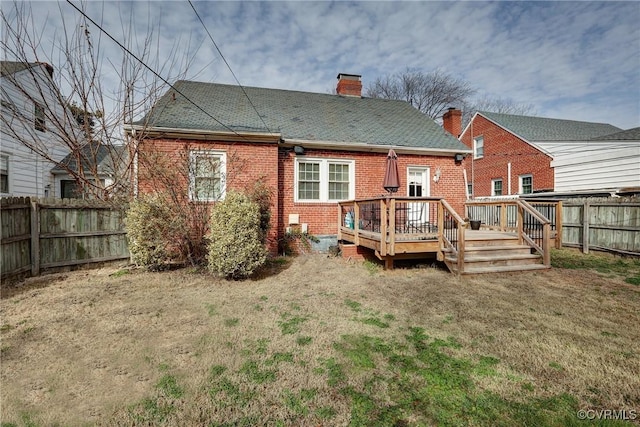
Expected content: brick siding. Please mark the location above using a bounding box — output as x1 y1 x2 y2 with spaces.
460 115 554 197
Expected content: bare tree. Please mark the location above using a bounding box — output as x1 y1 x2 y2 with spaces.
1 1 195 201
461 95 536 128
365 67 476 120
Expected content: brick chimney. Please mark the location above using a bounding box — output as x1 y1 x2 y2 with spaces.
336 73 362 97
442 107 462 137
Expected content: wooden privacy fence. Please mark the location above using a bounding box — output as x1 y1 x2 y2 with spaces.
1 197 129 280
561 198 640 255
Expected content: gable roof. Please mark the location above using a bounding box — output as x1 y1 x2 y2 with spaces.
478 111 622 141
591 126 640 141
51 144 127 176
0 61 53 78
133 80 469 152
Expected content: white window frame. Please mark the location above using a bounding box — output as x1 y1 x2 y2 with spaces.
406 167 430 197
294 157 355 203
491 178 503 196
34 102 46 132
473 136 484 159
519 174 533 194
188 150 226 202
1 154 9 194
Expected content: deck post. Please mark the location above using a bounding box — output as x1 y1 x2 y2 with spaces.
437 201 444 261
457 223 465 274
517 204 524 245
337 203 342 241
500 203 507 231
388 198 396 256
354 201 360 246
543 223 551 266
380 198 387 257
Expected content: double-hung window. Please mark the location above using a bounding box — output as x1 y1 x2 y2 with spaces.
295 158 354 202
1 155 9 194
189 150 226 201
34 102 46 132
491 179 503 196
520 174 533 194
473 136 484 159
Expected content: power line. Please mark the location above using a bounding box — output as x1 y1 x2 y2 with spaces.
64 0 255 142
187 0 274 136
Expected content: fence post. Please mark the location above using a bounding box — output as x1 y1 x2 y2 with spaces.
582 200 590 254
30 199 40 276
555 200 563 249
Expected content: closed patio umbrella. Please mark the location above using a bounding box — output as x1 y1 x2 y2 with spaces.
383 149 400 194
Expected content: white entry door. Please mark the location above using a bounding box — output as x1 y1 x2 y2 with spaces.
407 167 430 224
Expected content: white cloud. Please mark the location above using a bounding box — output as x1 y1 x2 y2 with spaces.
6 1 639 129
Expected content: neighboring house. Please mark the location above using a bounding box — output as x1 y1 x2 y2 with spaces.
51 143 129 198
458 111 637 198
125 73 472 252
1 61 72 197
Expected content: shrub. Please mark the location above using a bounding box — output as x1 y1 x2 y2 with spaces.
126 194 183 269
207 191 267 279
247 180 273 245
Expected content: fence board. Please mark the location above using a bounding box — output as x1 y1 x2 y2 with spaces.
1 197 129 280
561 197 640 255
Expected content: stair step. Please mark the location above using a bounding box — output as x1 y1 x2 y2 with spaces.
464 245 532 256
451 264 550 274
446 253 540 263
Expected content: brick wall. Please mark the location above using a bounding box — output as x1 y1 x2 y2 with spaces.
136 139 280 254
137 139 469 254
278 148 468 237
460 115 554 197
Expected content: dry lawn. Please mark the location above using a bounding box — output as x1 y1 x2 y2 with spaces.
1 250 639 426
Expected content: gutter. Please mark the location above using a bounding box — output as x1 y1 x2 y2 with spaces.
280 138 472 157
123 124 281 143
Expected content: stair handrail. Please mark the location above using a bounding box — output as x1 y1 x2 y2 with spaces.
440 200 467 273
516 199 552 266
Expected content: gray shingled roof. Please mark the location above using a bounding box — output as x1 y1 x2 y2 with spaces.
136 80 468 151
591 126 640 141
480 111 622 141
0 61 52 77
51 144 126 175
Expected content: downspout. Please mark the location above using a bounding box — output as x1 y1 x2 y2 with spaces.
131 129 139 198
508 162 512 195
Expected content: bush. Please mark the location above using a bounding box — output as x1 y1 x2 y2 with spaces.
248 180 273 245
126 194 184 269
207 191 267 279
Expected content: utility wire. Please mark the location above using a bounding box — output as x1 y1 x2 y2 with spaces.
64 0 254 142
187 0 274 136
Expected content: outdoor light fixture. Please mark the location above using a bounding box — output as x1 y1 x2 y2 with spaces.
454 153 464 164
294 145 305 155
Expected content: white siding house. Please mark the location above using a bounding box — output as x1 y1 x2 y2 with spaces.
1 62 73 197
545 130 640 193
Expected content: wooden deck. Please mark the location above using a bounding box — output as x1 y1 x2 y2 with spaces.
338 197 560 274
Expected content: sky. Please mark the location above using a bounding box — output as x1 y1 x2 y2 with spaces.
4 1 640 130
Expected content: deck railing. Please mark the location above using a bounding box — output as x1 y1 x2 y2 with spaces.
465 199 558 267
439 199 466 272
338 197 558 270
338 197 442 257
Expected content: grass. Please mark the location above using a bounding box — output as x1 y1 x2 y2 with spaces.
551 248 640 285
1 251 638 426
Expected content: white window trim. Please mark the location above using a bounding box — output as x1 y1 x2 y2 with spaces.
491 178 503 196
406 166 430 197
188 150 227 202
1 153 9 195
473 136 484 159
294 157 355 203
519 174 533 194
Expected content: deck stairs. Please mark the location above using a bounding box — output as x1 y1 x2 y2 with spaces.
444 230 550 274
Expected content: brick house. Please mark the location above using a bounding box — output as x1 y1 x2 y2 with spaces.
459 111 627 198
125 74 471 253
